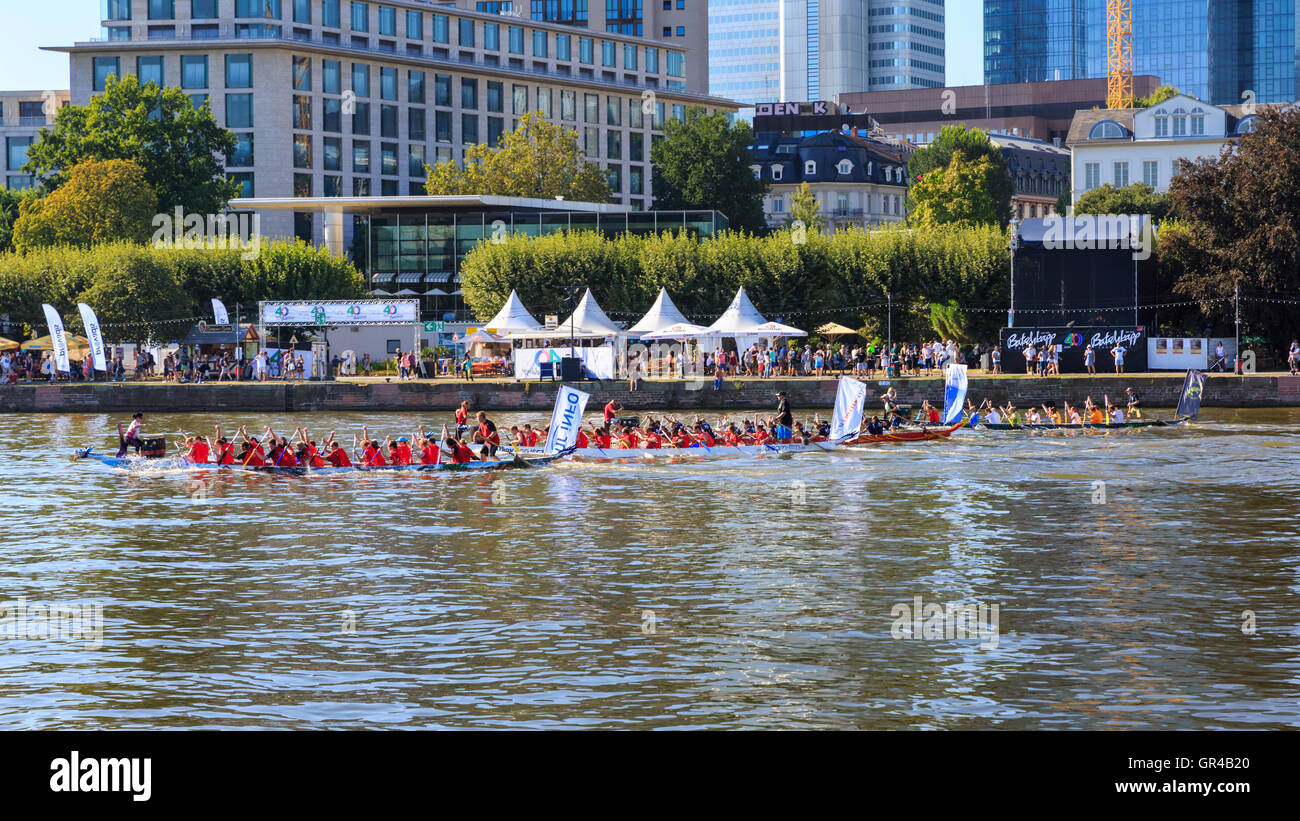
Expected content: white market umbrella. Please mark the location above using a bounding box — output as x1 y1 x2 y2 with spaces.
639 322 719 340
394 288 421 296
627 288 692 335
370 288 392 296
461 329 503 344
751 320 807 337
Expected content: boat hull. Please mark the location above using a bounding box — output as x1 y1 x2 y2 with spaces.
78 452 568 474
841 422 965 446
980 419 1187 431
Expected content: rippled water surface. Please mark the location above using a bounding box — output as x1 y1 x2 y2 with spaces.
1 408 1298 729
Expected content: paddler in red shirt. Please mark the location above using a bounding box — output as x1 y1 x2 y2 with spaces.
455 400 471 429
618 426 639 449
643 427 662 449
212 436 235 464
574 427 589 448
442 430 477 463
175 430 210 464
522 424 539 446
236 426 267 466
723 425 742 445
475 411 501 458
324 438 352 467
588 423 613 449
603 399 622 424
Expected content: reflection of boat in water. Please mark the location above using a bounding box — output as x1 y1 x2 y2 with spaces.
74 449 570 474
980 418 1189 432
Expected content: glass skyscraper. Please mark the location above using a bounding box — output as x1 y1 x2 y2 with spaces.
986 0 1297 105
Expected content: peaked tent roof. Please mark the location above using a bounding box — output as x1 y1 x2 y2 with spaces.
706 286 770 334
484 290 542 333
627 288 692 335
557 288 623 336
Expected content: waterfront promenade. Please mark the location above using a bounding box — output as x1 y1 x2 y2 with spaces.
2 372 1298 413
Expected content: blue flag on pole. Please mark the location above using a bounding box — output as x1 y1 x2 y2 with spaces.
942 364 968 425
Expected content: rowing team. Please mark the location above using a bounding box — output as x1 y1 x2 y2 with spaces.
966 392 1141 426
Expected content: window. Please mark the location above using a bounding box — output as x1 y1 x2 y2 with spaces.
628 99 642 129
324 175 342 196
408 70 425 104
292 0 311 23
584 93 598 123
226 93 253 127
236 0 281 16
630 131 643 162
607 131 621 160
624 44 637 71
1191 115 1205 136
378 6 395 36
1143 160 1158 188
292 94 311 129
583 127 597 155
353 140 370 172
557 34 571 61
193 0 218 18
630 167 643 195
1088 120 1125 140
405 10 422 39
435 110 451 142
181 55 208 88
353 177 370 196
536 88 551 118
323 59 341 94
462 114 478 144
606 96 620 126
381 143 397 175
434 74 451 106
322 0 339 27
606 165 621 193
459 18 474 47
228 172 254 198
602 41 615 67
106 0 132 20
645 47 658 74
432 13 448 43
380 67 397 100
7 137 33 173
380 104 398 137
579 37 593 64
352 63 369 97
352 101 370 134
1113 161 1128 187
671 104 684 123
1154 116 1168 137
136 56 164 87
294 134 312 168
350 1 368 31
533 30 547 58
149 0 175 19
485 22 499 50
804 160 816 176
189 93 209 110
487 81 503 113
836 159 853 175
509 26 524 54
1236 115 1257 135
409 144 425 177
676 26 684 36
667 52 684 77
771 197 785 213
771 164 783 181
512 85 527 116
1084 162 1100 190
561 90 575 120
323 136 341 171
461 78 477 109
487 116 503 146
1172 115 1187 137
290 55 310 90
323 97 341 131
408 107 425 140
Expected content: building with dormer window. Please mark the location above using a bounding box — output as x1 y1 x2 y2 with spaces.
1066 93 1279 205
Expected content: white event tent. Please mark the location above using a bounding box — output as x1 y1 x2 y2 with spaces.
483 290 543 335
508 289 624 379
705 287 806 357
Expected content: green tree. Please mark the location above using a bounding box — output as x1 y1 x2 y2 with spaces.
22 74 238 215
651 108 768 233
12 158 158 251
0 188 36 255
426 111 610 202
1164 106 1300 342
786 181 825 234
908 124 1014 227
1074 182 1173 219
907 154 1000 229
1055 189 1072 216
1133 85 1182 109
77 245 190 340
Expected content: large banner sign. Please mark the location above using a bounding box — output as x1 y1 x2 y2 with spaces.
1000 326 1148 373
260 300 418 326
942 364 968 425
830 377 867 441
544 384 591 455
41 304 71 373
514 346 615 380
77 303 108 372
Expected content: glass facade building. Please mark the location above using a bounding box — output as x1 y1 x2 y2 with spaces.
987 0 1298 105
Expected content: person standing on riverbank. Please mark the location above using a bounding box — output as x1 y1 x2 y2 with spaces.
1111 344 1126 374
1084 344 1096 375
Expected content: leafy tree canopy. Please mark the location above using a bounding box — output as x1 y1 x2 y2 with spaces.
907 124 1014 227
1073 182 1173 219
651 108 768 233
13 158 157 251
907 154 1000 230
787 181 825 234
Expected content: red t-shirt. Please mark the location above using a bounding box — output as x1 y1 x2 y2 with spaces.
215 443 235 465
421 444 439 464
451 441 475 463
455 408 468 426
927 408 941 423
575 430 588 448
604 401 618 422
479 421 500 445
188 441 210 464
396 443 413 464
326 448 351 467
363 446 386 466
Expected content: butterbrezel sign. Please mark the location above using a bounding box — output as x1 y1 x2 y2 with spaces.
259 300 419 325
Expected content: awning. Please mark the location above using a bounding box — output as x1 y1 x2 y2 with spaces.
396 272 423 283
371 272 396 284
425 272 454 284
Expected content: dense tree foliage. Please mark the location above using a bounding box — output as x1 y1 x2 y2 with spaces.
1073 182 1173 220
907 154 1000 230
22 74 238 215
786 182 825 233
12 159 157 251
651 109 768 233
459 225 1010 342
907 125 1014 228
425 112 610 202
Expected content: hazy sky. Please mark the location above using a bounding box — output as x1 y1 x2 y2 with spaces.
0 0 985 93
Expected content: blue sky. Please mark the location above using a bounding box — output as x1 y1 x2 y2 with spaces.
0 1 984 92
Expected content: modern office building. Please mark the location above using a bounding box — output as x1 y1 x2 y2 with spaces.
1066 93 1271 204
750 128 911 232
986 0 1299 106
45 0 735 247
708 0 945 108
838 75 1161 146
0 90 70 190
461 0 711 94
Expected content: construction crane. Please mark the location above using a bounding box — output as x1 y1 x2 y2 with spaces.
1107 0 1134 109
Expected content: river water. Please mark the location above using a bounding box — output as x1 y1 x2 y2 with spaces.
0 408 1297 729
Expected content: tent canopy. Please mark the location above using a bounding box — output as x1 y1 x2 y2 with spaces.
484 289 542 334
627 288 691 335
548 288 622 337
0 336 19 352
638 322 718 340
707 287 770 334
22 335 92 361
752 320 807 337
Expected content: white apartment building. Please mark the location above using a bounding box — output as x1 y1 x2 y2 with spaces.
44 0 735 244
1067 93 1267 204
0 90 70 191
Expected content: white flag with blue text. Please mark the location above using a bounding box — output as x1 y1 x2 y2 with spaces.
942 364 968 425
212 298 230 325
544 384 591 454
41 304 70 374
77 302 108 372
830 377 868 441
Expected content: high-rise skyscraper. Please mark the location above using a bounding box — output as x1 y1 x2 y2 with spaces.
709 0 945 108
985 0 1298 105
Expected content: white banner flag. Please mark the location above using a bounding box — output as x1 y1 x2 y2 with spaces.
544 384 591 455
830 376 868 441
942 364 968 425
41 303 70 374
77 302 107 372
212 298 230 325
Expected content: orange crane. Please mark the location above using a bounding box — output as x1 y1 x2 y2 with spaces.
1107 0 1134 108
